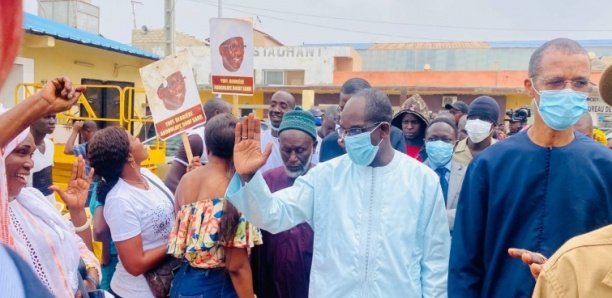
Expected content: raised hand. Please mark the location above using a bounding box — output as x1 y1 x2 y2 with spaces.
186 156 202 173
50 156 94 210
233 114 272 180
72 120 84 133
39 76 87 114
508 248 547 279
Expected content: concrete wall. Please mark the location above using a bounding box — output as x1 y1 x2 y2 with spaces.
334 70 529 88
186 46 356 86
0 57 35 108
254 47 353 85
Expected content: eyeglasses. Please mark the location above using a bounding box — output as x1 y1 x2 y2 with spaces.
220 44 246 51
337 122 382 138
425 137 455 144
531 77 595 92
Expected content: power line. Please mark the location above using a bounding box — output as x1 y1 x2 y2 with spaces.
192 0 612 32
195 1 450 41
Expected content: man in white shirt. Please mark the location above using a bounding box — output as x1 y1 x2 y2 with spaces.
259 90 296 173
228 88 450 297
28 113 56 204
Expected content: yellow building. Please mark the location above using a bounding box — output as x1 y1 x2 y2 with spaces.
3 13 167 200
3 13 158 120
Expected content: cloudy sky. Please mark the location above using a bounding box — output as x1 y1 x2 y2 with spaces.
25 0 612 46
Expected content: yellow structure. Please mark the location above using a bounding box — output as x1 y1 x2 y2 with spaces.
10 13 165 196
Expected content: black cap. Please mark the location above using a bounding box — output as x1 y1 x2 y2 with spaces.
468 96 500 124
445 101 469 114
444 100 468 114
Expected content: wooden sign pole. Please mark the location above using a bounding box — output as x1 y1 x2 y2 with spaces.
180 132 194 163
233 95 240 117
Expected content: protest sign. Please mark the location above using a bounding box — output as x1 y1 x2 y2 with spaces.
210 18 254 96
140 50 206 142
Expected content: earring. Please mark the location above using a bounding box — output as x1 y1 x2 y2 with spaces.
130 160 137 169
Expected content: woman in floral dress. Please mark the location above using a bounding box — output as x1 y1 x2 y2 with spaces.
168 113 261 298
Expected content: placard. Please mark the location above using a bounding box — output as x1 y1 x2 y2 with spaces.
140 50 206 140
210 18 254 96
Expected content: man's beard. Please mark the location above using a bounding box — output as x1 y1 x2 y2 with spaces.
283 167 308 179
283 154 312 178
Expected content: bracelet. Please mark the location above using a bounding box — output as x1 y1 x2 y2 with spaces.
85 275 99 289
73 216 91 233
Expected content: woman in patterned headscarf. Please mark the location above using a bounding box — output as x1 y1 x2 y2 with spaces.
0 1 85 246
5 130 100 296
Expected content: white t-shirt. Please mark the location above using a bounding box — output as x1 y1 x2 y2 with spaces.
172 125 208 166
259 129 283 173
313 135 321 164
104 168 175 298
28 138 55 205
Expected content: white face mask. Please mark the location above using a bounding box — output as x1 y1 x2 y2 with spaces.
465 119 493 143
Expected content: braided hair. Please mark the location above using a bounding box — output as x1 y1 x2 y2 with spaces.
88 126 130 204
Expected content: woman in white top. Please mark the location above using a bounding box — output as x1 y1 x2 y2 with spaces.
5 128 100 297
89 126 175 298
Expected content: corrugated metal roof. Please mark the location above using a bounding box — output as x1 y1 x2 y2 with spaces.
370 42 489 50
489 39 612 48
303 43 373 50
24 13 159 60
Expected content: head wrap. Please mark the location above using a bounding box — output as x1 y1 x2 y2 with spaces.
278 107 317 141
1 107 30 158
0 105 30 246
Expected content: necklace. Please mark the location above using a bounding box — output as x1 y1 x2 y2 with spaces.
123 175 149 190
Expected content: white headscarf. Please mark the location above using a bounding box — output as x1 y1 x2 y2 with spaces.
0 105 30 245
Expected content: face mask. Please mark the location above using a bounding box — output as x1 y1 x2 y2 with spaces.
425 140 454 168
465 119 493 143
344 125 382 166
533 88 588 131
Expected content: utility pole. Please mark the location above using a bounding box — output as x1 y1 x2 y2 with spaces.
218 0 222 17
164 0 176 56
130 0 143 29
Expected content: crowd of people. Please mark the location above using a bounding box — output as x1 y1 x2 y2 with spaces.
1 4 612 297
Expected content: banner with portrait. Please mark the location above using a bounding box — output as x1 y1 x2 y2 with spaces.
210 18 254 95
140 50 206 140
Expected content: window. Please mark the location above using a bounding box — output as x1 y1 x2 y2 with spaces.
263 70 284 85
263 70 305 86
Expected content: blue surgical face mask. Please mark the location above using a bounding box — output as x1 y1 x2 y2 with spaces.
533 84 588 131
344 125 382 166
425 140 454 168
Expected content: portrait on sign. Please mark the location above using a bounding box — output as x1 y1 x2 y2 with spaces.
157 71 186 110
210 18 253 77
140 50 206 140
210 18 254 95
219 36 246 72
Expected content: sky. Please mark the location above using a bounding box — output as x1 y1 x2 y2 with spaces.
24 0 612 46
